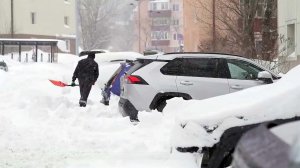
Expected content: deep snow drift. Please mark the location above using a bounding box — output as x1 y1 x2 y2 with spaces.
0 54 197 168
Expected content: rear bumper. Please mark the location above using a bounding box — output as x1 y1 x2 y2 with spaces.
118 98 138 120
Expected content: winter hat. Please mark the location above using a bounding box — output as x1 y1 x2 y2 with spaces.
88 53 95 59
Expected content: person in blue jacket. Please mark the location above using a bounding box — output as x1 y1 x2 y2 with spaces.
101 62 132 105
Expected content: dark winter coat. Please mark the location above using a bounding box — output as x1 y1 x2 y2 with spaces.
72 57 99 84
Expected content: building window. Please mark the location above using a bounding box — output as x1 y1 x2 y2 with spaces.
150 3 157 10
161 2 169 10
150 2 170 11
173 4 179 11
31 12 36 24
255 40 262 54
287 24 295 56
256 0 265 17
172 19 179 25
173 34 177 40
64 16 69 26
65 40 70 52
151 31 169 40
152 18 169 26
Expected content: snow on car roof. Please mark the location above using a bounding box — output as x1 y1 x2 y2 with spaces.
166 65 300 148
157 52 247 60
81 51 143 63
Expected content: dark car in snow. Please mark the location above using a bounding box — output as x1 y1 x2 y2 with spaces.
0 61 8 72
232 120 300 168
172 65 300 168
196 117 300 168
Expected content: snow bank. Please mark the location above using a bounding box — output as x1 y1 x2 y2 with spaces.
57 53 79 65
166 65 300 148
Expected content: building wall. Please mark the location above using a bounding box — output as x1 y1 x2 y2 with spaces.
0 0 76 54
183 0 213 52
278 0 300 72
169 0 184 52
0 0 11 34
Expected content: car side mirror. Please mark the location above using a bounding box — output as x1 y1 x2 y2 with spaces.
258 71 273 84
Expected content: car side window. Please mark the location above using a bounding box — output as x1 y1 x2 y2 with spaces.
181 58 219 78
160 58 183 75
227 59 263 80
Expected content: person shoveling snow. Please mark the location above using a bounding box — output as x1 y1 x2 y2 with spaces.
72 52 99 107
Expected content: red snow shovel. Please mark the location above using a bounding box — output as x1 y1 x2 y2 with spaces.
49 79 78 87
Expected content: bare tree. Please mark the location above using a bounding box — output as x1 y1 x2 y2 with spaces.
261 0 277 60
79 0 120 50
79 0 137 51
108 1 136 51
192 0 278 61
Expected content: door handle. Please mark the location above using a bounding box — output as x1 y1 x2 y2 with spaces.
230 85 243 90
180 81 193 86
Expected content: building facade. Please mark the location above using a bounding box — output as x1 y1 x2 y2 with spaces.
278 0 300 72
134 0 184 53
182 0 213 52
0 0 76 54
133 0 233 53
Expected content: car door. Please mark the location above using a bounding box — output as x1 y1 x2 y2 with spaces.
226 58 265 93
176 57 230 100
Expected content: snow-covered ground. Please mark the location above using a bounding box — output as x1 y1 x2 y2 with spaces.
0 54 197 168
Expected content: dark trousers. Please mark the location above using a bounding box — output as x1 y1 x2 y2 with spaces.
78 78 93 103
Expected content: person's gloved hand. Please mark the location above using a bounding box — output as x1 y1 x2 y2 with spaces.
71 81 76 87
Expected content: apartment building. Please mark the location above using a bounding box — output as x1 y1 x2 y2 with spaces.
278 0 300 72
133 0 237 53
0 0 76 54
134 0 184 53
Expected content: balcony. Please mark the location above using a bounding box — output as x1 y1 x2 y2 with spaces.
151 40 170 46
151 25 170 31
149 10 172 18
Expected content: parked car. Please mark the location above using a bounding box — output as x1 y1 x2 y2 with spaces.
166 64 300 168
232 120 300 168
119 52 280 121
0 61 8 72
197 117 300 168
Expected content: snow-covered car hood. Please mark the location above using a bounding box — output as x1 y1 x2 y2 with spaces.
166 65 300 148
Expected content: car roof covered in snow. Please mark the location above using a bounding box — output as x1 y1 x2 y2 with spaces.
139 52 246 61
79 51 144 63
157 52 246 60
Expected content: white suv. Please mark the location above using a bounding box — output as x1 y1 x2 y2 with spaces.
118 53 280 121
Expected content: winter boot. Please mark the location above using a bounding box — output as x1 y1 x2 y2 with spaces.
100 86 110 106
79 100 87 107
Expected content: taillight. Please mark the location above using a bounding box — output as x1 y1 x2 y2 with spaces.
126 75 148 85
